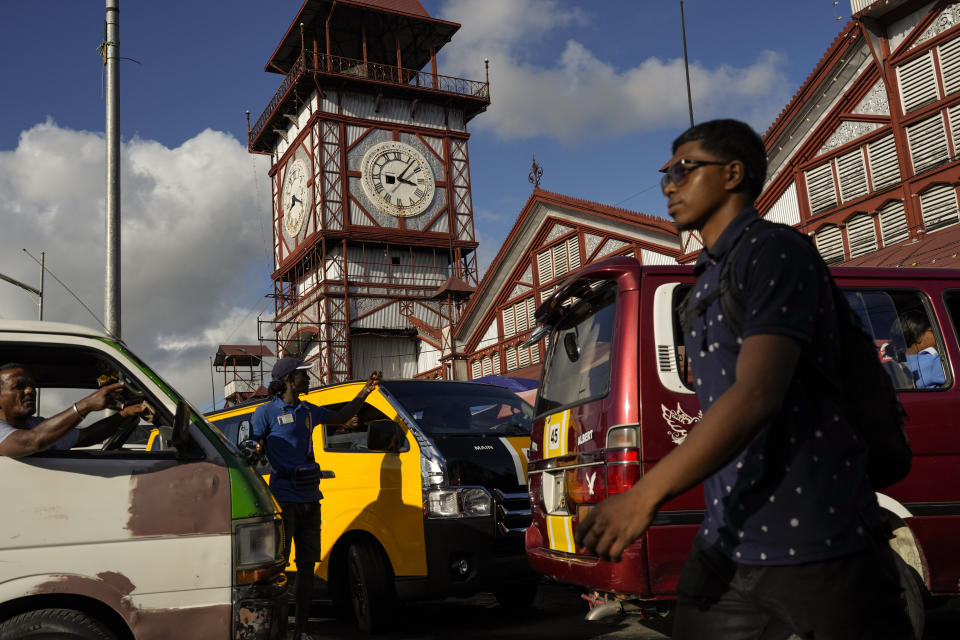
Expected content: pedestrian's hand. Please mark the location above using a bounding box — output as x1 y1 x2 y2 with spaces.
364 371 382 393
574 487 656 562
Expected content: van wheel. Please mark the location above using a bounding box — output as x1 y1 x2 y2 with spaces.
894 553 925 640
347 539 396 634
494 579 539 610
0 608 117 639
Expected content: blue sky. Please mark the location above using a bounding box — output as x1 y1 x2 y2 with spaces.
0 1 851 409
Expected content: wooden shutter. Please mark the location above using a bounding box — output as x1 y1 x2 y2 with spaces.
481 356 493 376
939 36 960 96
867 135 900 191
878 200 909 247
501 306 516 338
567 235 581 272
536 249 552 285
492 352 501 375
897 51 939 113
471 359 482 379
517 345 530 368
836 148 868 202
919 184 960 231
947 103 960 158
506 346 518 371
815 226 845 264
907 113 949 175
846 214 878 258
552 243 569 280
805 163 838 215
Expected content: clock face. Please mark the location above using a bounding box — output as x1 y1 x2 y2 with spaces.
360 141 436 217
281 158 311 237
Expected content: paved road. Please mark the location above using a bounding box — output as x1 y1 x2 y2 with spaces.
295 581 960 639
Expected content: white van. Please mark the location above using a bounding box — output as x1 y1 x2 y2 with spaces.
0 320 287 640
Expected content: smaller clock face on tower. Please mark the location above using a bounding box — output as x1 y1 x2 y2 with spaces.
360 141 436 218
281 157 311 237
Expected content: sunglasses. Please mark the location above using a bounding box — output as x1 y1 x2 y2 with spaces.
659 159 729 194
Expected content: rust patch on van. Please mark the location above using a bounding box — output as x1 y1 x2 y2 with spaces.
33 573 231 639
96 570 135 595
126 461 231 536
130 604 231 640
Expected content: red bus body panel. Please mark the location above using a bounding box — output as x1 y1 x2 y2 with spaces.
526 259 960 599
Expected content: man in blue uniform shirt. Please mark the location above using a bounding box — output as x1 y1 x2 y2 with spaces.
252 357 380 640
575 120 912 638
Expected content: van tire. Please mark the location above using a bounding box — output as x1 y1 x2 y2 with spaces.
894 553 925 640
494 579 539 610
0 608 117 640
346 539 396 634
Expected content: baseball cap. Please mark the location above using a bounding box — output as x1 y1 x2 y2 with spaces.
271 357 312 381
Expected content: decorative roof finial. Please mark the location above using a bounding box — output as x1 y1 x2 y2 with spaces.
528 154 543 189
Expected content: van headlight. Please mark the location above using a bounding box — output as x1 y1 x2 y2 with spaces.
460 488 492 516
234 516 285 584
425 487 492 519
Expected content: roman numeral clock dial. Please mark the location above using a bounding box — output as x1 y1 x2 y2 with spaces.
360 141 435 218
281 157 312 238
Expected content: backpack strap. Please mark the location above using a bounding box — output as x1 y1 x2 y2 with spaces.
677 218 778 336
719 218 780 337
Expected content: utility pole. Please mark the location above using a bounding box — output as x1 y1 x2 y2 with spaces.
104 0 121 339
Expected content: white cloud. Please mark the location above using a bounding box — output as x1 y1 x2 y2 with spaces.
0 120 274 410
437 0 791 143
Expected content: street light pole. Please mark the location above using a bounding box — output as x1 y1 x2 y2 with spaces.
680 0 695 128
104 0 121 339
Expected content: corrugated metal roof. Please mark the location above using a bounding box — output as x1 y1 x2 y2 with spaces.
841 222 960 268
214 345 274 367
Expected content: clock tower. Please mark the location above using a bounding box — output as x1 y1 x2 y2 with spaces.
248 0 489 383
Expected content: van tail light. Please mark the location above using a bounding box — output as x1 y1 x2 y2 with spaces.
605 448 641 495
565 466 606 505
528 472 543 510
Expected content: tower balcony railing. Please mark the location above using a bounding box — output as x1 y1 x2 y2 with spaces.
250 52 489 149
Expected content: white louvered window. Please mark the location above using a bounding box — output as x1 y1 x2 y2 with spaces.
805 163 838 215
536 250 551 285
836 148 869 202
897 51 939 113
517 345 530 368
906 113 950 175
492 352 501 374
505 346 518 371
481 356 493 377
815 226 845 264
501 306 515 338
536 235 581 285
878 200 909 247
501 297 535 338
845 213 878 258
471 359 482 379
531 344 541 364
866 135 900 191
947 103 960 158
939 36 960 96
919 184 960 231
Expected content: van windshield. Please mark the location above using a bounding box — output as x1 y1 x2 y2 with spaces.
536 282 617 417
384 381 533 437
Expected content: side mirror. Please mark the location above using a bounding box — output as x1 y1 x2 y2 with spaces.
237 421 251 444
238 439 262 466
366 419 403 452
171 400 190 450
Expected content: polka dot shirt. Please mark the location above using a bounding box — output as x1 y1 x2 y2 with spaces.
685 209 883 565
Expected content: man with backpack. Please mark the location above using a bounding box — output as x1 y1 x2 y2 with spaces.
575 119 912 638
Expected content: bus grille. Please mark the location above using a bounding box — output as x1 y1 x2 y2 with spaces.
493 488 532 536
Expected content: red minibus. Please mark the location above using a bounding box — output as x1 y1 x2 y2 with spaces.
525 258 960 638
